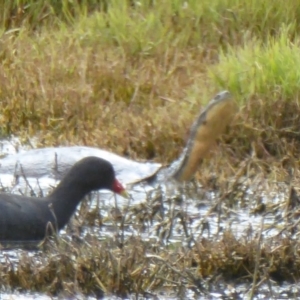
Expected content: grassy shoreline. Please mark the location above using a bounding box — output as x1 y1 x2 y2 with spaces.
0 1 299 164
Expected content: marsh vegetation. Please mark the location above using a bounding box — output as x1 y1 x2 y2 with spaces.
1 0 300 298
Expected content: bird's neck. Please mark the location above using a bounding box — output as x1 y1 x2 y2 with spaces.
46 179 91 230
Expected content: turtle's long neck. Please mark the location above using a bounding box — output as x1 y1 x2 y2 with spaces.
170 117 208 182
170 91 236 182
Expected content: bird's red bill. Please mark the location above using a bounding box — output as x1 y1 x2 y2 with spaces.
112 179 129 198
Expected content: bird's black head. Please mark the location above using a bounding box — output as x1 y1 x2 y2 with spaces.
65 156 127 195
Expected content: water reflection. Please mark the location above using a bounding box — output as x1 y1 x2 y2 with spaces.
0 138 297 299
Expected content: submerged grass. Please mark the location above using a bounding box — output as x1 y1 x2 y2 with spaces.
1 167 300 298
3 233 300 297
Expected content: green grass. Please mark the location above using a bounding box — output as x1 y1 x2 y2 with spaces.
210 26 300 101
208 27 300 159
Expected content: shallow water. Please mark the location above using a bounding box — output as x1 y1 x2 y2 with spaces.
2 283 300 300
0 138 298 299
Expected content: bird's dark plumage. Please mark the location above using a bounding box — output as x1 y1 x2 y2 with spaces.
0 156 127 242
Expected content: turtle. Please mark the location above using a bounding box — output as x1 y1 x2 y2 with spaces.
0 91 237 189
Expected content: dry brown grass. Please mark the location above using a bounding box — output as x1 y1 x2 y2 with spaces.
0 33 209 162
1 177 300 298
1 155 300 297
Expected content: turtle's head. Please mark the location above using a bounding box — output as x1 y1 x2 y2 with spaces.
210 90 232 104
